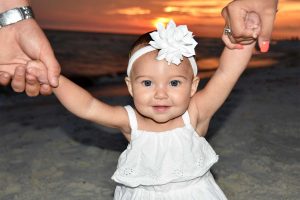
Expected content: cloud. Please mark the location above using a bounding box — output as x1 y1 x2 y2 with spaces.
107 7 151 15
164 6 221 17
160 0 227 17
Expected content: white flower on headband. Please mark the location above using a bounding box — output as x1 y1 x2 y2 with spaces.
149 20 197 65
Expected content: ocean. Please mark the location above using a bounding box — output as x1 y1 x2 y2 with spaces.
46 30 295 80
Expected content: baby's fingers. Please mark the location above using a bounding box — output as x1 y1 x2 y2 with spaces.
25 74 41 97
26 60 49 85
245 12 262 39
40 84 53 96
26 61 53 96
222 33 244 50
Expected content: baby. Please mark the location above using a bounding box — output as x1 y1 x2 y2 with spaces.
26 14 260 199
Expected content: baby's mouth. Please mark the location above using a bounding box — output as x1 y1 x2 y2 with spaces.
152 105 170 112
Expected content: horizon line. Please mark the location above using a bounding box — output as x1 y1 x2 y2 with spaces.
43 27 300 41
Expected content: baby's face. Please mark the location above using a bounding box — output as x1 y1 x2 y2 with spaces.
126 51 199 123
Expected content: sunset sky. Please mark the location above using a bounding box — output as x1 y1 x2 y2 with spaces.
31 0 300 39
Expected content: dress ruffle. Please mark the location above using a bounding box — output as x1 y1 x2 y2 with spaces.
112 125 218 187
114 172 227 200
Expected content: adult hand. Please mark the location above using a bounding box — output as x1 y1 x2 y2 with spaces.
6 66 52 96
222 11 261 50
0 1 60 94
222 0 278 52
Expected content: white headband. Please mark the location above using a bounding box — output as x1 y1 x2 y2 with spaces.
127 20 198 76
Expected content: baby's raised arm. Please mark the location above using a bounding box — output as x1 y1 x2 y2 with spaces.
193 43 255 118
192 12 260 122
26 61 129 131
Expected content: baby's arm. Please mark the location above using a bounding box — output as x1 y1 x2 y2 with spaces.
194 44 254 118
53 76 127 129
26 61 128 130
193 12 260 122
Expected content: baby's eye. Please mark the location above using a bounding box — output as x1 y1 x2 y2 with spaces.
142 80 152 87
169 80 181 87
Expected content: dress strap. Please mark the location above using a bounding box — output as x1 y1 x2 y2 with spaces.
182 111 191 126
124 105 138 130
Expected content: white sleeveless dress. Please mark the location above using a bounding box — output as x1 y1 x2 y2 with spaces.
111 106 227 200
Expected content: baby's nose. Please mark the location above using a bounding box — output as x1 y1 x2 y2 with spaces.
154 86 168 99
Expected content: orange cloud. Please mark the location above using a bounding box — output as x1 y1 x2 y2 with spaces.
164 6 221 17
162 0 227 17
162 1 224 7
108 7 151 15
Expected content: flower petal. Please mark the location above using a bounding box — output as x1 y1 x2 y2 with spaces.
148 20 198 66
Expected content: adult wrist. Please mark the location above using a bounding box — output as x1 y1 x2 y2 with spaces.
0 6 34 28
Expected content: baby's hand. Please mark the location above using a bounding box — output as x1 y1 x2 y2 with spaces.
244 11 261 39
26 60 53 95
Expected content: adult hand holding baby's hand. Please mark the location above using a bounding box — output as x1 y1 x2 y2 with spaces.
222 0 278 52
222 11 261 50
0 12 60 95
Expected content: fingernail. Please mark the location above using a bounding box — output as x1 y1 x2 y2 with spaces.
260 41 270 53
235 44 244 49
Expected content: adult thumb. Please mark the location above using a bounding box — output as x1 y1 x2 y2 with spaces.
40 43 61 87
258 13 277 53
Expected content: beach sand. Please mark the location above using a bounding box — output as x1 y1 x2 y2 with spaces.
0 32 299 199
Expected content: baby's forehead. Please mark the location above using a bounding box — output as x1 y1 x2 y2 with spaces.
131 51 194 77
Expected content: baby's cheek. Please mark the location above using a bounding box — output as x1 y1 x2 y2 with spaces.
173 91 190 107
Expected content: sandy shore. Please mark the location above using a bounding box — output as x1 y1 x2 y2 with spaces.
0 49 300 199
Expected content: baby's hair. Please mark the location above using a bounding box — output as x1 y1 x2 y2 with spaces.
129 31 154 58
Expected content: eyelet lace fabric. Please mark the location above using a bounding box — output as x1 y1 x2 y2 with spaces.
111 106 227 200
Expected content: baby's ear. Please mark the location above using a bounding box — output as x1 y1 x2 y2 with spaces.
125 77 133 97
190 76 200 97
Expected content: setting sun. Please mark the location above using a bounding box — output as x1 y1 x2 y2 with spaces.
151 17 173 28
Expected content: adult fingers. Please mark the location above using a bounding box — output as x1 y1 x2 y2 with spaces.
40 43 61 87
25 74 41 97
0 72 11 86
258 11 277 52
11 66 26 92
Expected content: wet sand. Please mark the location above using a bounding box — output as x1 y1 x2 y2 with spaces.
0 32 299 199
